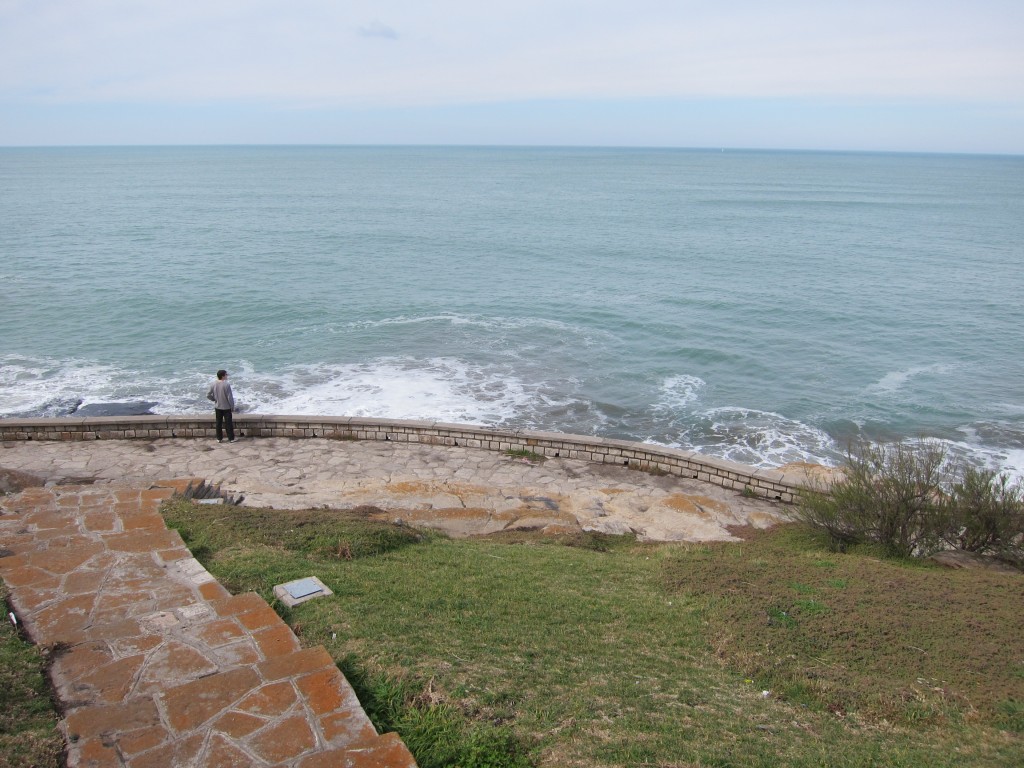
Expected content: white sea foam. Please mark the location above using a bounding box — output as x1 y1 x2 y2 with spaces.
0 356 122 415
945 425 1024 484
342 312 609 338
866 363 955 395
225 358 545 426
655 374 707 411
673 406 842 468
4 354 1022 484
1000 450 1024 484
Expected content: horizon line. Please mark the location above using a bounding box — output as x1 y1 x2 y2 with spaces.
1 142 1021 159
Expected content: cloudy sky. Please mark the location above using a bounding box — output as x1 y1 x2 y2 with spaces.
1 0 1022 152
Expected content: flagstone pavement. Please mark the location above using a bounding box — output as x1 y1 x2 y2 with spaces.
0 478 418 768
0 437 789 541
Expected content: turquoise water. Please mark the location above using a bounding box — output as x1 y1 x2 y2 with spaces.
2 146 1023 475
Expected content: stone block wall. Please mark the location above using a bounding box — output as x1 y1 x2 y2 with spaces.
0 415 807 502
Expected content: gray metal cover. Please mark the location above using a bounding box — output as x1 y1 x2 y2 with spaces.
284 578 324 599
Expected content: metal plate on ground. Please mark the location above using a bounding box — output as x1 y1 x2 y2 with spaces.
274 576 333 607
285 578 323 599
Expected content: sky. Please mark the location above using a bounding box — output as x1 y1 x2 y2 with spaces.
1 0 1022 153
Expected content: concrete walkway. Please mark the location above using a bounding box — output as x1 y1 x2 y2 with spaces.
0 437 788 541
0 479 417 768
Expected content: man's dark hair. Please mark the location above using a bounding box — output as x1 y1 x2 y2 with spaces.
217 370 228 380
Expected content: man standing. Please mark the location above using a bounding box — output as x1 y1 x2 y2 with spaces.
207 369 236 443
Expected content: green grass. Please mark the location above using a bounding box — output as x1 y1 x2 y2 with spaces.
162 499 1024 767
0 582 63 768
504 448 547 463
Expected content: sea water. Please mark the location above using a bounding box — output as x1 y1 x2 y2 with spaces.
2 146 1022 477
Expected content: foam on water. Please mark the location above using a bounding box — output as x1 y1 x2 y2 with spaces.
344 313 598 334
655 375 707 410
4 353 1023 482
0 356 121 415
242 358 540 425
865 363 956 395
950 424 1024 484
672 407 843 468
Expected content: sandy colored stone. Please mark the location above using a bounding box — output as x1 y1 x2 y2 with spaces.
296 666 347 715
0 437 790 542
74 735 123 767
0 564 61 589
319 707 379 748
235 602 284 631
258 646 334 682
248 714 317 763
62 653 145 706
296 732 418 768
138 640 219 689
235 680 299 717
114 725 168 757
129 732 205 768
204 734 257 768
161 667 261 732
253 623 303 658
195 617 247 647
214 709 267 738
64 698 160 741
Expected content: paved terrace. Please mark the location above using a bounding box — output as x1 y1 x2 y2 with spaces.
0 479 417 768
0 436 794 541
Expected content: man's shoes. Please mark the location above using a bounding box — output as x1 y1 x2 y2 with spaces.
228 439 237 443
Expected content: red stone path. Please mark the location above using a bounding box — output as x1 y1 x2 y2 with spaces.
0 479 418 768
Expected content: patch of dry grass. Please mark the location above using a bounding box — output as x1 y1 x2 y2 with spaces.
663 526 1024 729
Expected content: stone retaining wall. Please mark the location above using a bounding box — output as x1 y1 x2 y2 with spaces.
0 416 807 503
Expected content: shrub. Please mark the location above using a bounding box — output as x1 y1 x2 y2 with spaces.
797 439 947 557
799 440 1024 565
941 466 1024 564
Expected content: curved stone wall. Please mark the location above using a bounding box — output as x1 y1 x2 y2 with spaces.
0 415 808 502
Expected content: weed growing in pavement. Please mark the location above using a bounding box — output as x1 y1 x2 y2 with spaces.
505 448 547 463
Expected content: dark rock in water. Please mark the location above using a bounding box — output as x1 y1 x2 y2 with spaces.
3 397 83 418
73 401 158 417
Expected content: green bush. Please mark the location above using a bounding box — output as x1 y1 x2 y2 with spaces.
941 467 1024 564
799 440 1024 565
798 439 946 556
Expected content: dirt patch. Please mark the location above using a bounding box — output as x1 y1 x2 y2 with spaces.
367 504 581 538
661 493 729 518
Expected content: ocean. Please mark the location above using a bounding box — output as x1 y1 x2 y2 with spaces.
2 146 1022 478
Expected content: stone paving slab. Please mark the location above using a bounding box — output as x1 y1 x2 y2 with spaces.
0 479 417 768
0 437 790 542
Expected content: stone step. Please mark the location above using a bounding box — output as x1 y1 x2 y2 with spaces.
295 733 418 768
0 480 418 768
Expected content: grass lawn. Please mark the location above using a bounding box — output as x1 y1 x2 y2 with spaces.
159 500 1024 767
0 582 63 768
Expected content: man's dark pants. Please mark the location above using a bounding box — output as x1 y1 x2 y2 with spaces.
215 408 234 441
